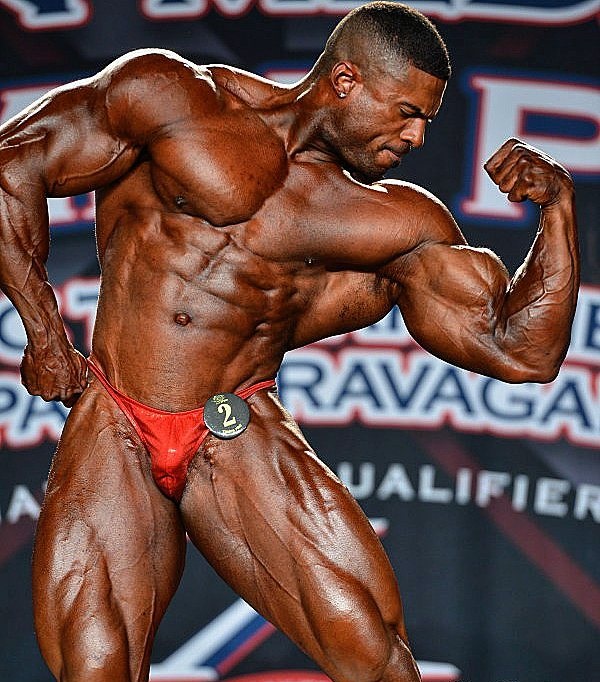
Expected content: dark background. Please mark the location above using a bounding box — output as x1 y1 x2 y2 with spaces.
0 1 598 680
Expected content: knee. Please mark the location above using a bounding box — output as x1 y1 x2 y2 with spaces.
47 616 136 682
321 619 419 682
329 640 391 682
315 609 393 682
56 643 134 682
301 576 413 682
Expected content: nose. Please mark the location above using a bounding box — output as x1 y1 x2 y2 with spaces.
401 118 427 150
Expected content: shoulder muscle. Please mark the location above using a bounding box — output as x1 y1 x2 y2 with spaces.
101 49 220 142
0 49 215 196
375 179 466 248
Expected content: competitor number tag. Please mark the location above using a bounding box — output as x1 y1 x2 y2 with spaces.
203 392 250 439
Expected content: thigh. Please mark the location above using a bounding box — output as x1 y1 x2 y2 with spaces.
33 381 186 682
180 389 408 681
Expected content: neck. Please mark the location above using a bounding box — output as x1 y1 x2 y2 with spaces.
266 74 340 162
211 64 338 164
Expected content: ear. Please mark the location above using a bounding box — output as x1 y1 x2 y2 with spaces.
329 61 361 99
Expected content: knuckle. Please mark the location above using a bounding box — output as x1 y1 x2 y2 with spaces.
515 154 531 166
500 137 519 152
520 170 533 185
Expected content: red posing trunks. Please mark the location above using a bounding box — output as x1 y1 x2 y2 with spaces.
87 359 276 502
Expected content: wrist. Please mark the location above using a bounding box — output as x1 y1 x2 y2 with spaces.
25 321 70 354
540 171 575 210
540 186 575 213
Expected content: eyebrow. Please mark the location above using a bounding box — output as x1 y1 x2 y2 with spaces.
400 102 435 121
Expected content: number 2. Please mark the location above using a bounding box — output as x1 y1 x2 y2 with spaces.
218 402 237 427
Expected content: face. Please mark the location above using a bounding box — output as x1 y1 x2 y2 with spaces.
329 64 446 182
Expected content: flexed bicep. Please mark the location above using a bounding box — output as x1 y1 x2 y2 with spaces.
396 240 519 379
372 185 514 378
383 136 578 386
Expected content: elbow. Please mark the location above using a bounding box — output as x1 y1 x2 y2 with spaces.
533 360 563 384
507 367 560 385
489 325 570 384
493 357 563 384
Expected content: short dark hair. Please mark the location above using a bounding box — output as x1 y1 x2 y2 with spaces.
317 1 451 81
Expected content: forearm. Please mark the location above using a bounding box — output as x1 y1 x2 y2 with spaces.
0 185 69 352
0 184 87 404
498 193 579 381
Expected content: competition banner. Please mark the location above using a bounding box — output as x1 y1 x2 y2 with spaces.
0 1 598 680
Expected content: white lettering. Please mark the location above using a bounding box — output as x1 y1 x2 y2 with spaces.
419 465 453 503
0 81 96 231
338 461 375 499
0 0 91 31
534 478 571 517
0 83 57 123
140 0 207 18
0 372 67 448
455 468 472 505
6 485 40 523
335 462 599 524
0 0 90 30
376 464 415 501
279 346 600 449
569 287 600 366
0 298 27 365
512 474 530 512
257 0 600 25
573 484 600 522
476 470 511 507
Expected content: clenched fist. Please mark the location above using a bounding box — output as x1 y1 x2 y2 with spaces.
21 341 88 407
484 138 574 208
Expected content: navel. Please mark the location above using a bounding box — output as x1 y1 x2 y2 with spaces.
174 312 192 326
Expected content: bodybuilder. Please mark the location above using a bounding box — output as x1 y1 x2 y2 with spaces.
0 3 578 681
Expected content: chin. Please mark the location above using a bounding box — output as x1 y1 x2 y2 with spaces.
340 148 388 183
347 164 386 184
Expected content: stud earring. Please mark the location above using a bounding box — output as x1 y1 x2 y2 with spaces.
338 91 347 99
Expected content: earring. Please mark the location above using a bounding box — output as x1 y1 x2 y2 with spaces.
338 91 347 99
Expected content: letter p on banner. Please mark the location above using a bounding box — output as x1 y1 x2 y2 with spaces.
459 72 600 223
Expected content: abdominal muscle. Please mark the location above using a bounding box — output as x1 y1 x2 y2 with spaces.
89 215 308 412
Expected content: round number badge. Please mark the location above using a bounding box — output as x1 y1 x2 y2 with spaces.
203 392 250 439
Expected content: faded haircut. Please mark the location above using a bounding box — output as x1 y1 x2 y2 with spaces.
315 1 451 81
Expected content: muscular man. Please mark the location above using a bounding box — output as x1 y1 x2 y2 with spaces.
0 3 578 681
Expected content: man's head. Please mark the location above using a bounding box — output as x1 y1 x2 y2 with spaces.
312 2 450 182
315 1 451 83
